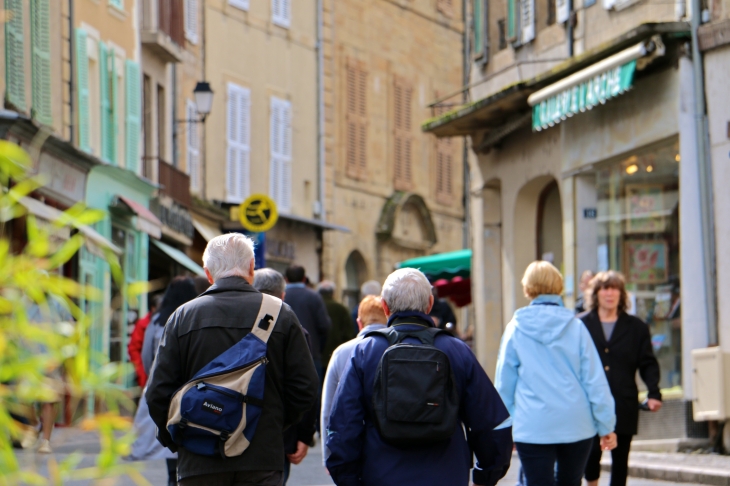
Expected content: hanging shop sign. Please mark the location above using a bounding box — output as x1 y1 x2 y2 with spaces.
238 194 279 233
531 60 636 131
527 40 660 131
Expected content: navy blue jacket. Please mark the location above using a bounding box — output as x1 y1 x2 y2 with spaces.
284 284 332 363
325 316 513 486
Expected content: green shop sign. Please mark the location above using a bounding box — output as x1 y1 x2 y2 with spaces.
532 60 637 131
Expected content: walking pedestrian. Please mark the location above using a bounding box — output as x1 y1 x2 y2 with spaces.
128 294 161 389
575 270 595 314
253 268 319 485
129 277 198 486
320 295 386 466
146 234 319 485
429 286 457 330
284 265 331 382
318 281 356 369
581 270 662 486
495 261 617 486
350 280 381 335
326 268 513 486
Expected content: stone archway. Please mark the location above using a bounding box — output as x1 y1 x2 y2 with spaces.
513 176 563 309
343 250 367 310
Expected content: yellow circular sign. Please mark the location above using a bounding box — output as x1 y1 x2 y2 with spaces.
239 194 279 232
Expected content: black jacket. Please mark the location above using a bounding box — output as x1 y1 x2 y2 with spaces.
284 285 331 363
146 277 319 480
580 310 662 435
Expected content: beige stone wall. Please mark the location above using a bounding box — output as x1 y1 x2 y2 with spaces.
203 0 318 216
322 0 466 296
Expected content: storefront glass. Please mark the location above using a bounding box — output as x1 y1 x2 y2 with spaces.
595 138 681 390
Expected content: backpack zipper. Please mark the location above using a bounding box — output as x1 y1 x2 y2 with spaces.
197 382 242 400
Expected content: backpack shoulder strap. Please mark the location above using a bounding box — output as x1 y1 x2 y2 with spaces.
250 293 283 344
366 326 445 346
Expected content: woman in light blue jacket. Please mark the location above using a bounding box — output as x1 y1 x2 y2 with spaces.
495 261 617 486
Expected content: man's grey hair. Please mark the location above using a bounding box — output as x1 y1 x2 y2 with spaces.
202 233 255 281
360 280 381 297
317 280 336 295
253 268 286 298
381 268 431 313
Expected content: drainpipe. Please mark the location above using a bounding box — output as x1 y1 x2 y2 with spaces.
316 0 326 222
690 0 717 344
567 0 574 57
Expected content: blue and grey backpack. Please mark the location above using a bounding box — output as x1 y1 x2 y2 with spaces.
166 293 282 457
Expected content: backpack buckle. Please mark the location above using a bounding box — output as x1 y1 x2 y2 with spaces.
179 418 188 429
219 430 231 441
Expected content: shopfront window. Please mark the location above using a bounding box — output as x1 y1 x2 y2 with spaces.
595 139 681 390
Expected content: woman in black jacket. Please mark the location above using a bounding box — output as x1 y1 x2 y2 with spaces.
581 270 662 486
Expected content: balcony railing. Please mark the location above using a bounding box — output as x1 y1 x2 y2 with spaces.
158 158 192 208
140 0 185 62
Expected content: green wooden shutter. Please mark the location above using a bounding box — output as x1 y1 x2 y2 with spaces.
31 0 52 125
508 0 517 41
99 42 110 162
125 60 141 173
5 0 26 111
473 0 484 58
108 50 118 165
75 28 90 152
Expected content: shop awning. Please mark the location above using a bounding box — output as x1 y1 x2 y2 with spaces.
192 215 221 242
114 195 162 239
396 249 472 280
151 239 205 276
18 196 123 256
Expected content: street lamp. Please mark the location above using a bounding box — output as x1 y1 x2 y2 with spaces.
177 81 214 124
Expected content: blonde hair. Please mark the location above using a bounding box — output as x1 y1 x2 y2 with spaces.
358 295 387 327
586 270 629 314
521 261 564 299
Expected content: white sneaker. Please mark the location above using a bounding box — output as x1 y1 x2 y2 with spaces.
37 439 52 454
20 426 38 449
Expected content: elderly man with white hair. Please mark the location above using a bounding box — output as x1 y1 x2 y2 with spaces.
146 234 319 486
325 268 513 486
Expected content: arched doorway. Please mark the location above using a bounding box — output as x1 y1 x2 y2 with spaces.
537 181 564 270
343 250 367 311
513 176 562 308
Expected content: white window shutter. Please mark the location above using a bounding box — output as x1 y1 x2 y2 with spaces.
556 0 570 23
272 0 291 28
269 97 291 213
226 83 250 203
185 0 198 44
229 0 249 10
186 100 200 192
521 0 535 43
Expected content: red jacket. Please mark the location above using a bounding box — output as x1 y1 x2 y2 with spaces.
128 312 153 388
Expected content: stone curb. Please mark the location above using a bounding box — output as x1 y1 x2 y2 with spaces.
601 459 730 485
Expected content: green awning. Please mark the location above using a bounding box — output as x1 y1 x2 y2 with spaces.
152 239 205 276
396 249 472 280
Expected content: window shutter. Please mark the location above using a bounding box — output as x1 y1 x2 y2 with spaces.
229 0 249 10
5 0 26 111
226 83 250 203
473 0 484 58
507 0 518 42
272 0 291 28
269 97 291 212
125 60 141 172
31 0 52 125
108 51 118 164
186 100 200 192
75 28 90 152
99 42 110 162
393 79 412 191
521 0 536 43
556 0 570 23
185 0 198 44
345 61 367 180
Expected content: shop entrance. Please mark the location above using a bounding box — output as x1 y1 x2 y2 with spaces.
344 250 367 311
537 180 564 270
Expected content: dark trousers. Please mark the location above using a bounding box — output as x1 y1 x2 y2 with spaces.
179 471 283 486
584 434 633 486
516 438 594 486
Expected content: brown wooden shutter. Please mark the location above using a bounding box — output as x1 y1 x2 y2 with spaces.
346 59 367 180
393 78 412 191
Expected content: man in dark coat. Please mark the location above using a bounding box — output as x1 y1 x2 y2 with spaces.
326 268 513 486
318 281 356 369
580 270 662 486
284 265 332 380
146 234 319 486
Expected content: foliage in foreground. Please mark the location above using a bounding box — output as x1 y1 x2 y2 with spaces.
0 138 149 485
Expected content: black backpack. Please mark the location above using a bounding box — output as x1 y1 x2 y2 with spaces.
366 325 460 447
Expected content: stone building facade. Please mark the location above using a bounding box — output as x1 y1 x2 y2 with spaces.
320 0 467 307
